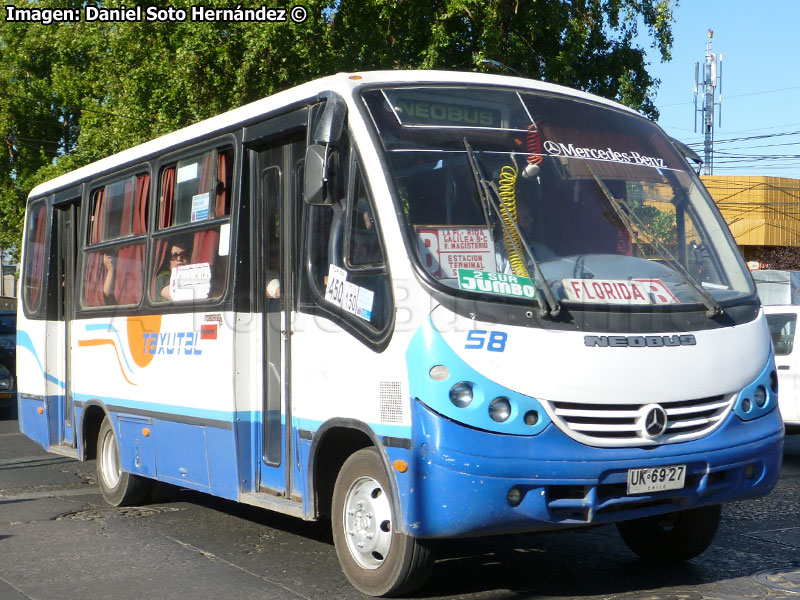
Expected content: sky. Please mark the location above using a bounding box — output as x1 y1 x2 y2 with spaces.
643 0 800 179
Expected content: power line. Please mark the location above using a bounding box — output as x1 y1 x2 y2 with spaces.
659 84 800 108
711 140 800 151
687 130 800 146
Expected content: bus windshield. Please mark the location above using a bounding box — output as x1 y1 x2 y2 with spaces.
362 86 753 309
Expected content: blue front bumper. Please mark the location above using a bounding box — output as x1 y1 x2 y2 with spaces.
402 402 783 538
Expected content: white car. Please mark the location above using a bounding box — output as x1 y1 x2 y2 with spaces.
765 305 800 432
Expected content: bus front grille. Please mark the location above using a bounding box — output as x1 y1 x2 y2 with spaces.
544 394 734 447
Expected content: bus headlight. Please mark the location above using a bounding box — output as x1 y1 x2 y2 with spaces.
449 382 473 408
754 385 767 408
489 397 512 422
734 357 778 421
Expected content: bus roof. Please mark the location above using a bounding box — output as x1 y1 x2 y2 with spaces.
28 70 638 200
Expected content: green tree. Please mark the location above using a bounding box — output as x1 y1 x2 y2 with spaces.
328 0 674 117
0 1 90 260
0 0 676 257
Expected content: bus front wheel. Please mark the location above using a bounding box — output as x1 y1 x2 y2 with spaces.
331 448 433 597
616 504 721 563
96 416 150 506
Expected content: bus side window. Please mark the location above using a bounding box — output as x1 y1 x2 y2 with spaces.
346 170 384 268
83 174 148 307
23 200 49 315
303 158 392 337
150 147 232 303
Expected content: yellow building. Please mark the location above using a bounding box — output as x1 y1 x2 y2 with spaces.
701 175 800 261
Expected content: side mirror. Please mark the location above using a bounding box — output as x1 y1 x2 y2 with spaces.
304 144 333 205
313 96 346 145
304 96 347 206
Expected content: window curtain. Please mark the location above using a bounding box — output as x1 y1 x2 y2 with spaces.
84 189 106 307
198 152 213 195
158 167 175 229
114 175 149 304
215 150 229 217
90 188 105 244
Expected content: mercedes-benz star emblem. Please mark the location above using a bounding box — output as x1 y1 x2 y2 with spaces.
638 404 668 439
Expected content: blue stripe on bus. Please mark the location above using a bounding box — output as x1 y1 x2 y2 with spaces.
72 393 234 423
16 329 65 389
24 388 409 514
292 416 411 440
84 323 116 331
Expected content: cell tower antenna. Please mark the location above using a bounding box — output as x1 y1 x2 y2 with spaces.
694 29 723 175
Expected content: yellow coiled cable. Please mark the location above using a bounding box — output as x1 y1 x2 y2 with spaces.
497 164 529 278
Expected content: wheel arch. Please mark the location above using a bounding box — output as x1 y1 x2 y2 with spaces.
80 400 109 461
308 418 399 522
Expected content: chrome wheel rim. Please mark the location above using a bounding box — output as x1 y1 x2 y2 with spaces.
100 428 121 489
343 475 393 569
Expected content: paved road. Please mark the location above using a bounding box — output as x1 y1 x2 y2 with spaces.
2 417 800 600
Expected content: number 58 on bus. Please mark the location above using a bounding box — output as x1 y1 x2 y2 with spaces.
17 71 782 596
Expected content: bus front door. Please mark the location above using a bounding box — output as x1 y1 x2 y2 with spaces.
254 137 304 498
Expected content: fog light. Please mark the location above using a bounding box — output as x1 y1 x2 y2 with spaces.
741 398 752 412
429 365 450 381
745 463 756 479
449 382 473 408
489 397 512 422
507 487 523 507
524 411 539 426
754 386 767 408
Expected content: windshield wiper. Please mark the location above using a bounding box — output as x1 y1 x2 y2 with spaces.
463 138 560 317
583 160 722 317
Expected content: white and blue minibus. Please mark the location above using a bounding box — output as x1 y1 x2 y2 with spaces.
17 71 783 596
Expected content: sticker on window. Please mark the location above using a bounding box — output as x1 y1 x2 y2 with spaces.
324 264 375 322
170 262 211 301
457 269 536 299
191 192 210 222
356 287 374 321
324 265 348 306
562 278 679 305
416 226 496 278
635 279 680 304
218 223 230 256
177 162 199 183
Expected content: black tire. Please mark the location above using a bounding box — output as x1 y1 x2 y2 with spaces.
96 415 150 506
331 448 433 597
617 504 721 563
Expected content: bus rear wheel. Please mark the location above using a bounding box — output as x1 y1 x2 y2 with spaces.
96 416 150 506
616 504 721 563
331 448 433 597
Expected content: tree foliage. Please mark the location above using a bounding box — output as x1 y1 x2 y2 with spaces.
0 0 675 258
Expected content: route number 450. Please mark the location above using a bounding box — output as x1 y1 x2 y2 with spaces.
465 330 508 352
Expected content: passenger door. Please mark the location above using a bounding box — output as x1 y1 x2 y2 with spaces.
245 111 307 498
52 199 80 450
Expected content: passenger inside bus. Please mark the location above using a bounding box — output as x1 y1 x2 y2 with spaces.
265 244 280 299
155 237 191 301
102 253 117 305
